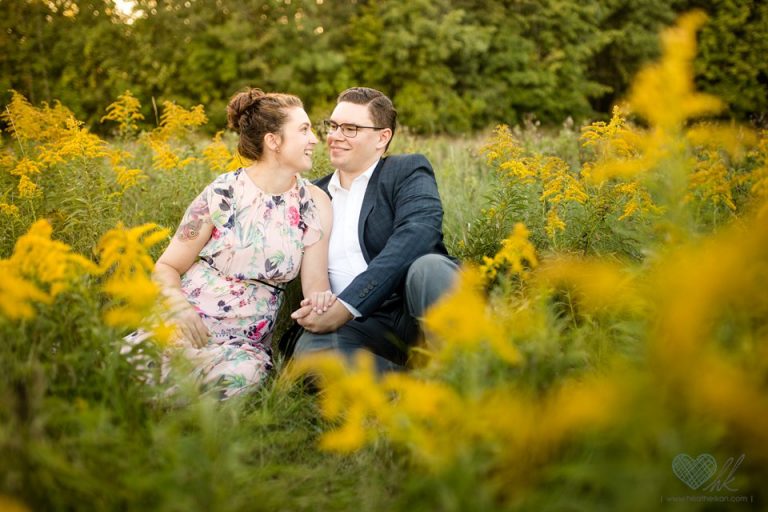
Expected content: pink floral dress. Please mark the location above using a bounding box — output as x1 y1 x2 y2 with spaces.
125 169 322 399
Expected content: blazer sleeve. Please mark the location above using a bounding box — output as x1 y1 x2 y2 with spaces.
338 155 445 316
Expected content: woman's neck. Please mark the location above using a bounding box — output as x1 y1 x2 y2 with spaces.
244 162 296 195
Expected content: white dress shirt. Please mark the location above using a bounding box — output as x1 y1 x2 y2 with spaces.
327 160 379 317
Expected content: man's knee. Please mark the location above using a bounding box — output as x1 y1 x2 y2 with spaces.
405 254 459 317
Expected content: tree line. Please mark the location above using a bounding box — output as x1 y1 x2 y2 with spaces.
2 0 766 134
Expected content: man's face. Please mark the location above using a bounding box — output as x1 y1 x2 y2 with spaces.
326 101 390 174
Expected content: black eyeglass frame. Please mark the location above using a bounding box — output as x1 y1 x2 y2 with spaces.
322 119 386 138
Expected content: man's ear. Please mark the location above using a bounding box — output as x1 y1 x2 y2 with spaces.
376 128 393 150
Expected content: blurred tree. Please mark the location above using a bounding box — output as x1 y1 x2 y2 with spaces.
454 0 613 127
1 0 133 126
586 0 678 115
682 0 768 122
2 0 765 134
340 0 492 133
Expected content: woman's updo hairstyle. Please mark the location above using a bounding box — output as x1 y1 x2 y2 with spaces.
226 88 303 161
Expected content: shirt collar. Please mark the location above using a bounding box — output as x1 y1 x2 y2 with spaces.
328 159 379 198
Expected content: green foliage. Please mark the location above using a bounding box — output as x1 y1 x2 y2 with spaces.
2 1 764 135
684 0 768 121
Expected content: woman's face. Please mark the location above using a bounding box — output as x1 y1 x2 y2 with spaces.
277 107 318 173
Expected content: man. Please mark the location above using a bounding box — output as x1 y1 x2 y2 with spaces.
290 87 458 373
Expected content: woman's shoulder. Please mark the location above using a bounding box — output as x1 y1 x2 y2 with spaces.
295 177 331 211
210 168 243 186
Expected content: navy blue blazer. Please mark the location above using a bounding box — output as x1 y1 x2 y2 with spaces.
315 154 451 317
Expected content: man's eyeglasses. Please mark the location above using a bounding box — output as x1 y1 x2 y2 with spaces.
322 120 386 138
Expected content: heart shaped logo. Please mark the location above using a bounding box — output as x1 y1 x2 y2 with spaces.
672 453 717 489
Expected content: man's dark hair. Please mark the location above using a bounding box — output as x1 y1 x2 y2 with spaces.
337 87 397 149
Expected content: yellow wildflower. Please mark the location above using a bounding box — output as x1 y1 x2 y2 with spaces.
148 139 195 171
94 222 170 278
537 257 644 314
481 124 524 167
202 131 241 173
102 273 160 328
614 181 663 220
0 263 51 320
4 219 98 298
154 101 208 142
285 351 390 453
479 222 538 281
544 208 566 238
101 90 145 135
49 117 108 161
0 203 20 218
1 91 75 144
0 150 15 169
746 131 768 202
17 175 41 198
424 267 520 365
586 12 741 187
686 123 757 161
686 149 736 210
10 157 42 177
628 11 722 132
114 166 148 190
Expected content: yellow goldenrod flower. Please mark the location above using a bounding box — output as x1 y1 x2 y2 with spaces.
0 203 20 218
481 124 525 167
147 138 196 171
1 91 76 144
480 222 538 280
0 150 15 170
17 174 41 198
154 101 208 142
0 263 51 320
686 149 737 210
685 123 757 161
101 90 145 135
424 267 521 365
9 157 42 177
537 256 644 314
628 11 722 133
285 351 391 453
114 166 148 190
613 181 663 221
103 273 160 328
49 118 108 161
544 208 566 238
202 131 242 173
1 220 98 314
94 222 170 278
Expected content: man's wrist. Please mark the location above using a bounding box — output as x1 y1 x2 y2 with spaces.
337 298 361 319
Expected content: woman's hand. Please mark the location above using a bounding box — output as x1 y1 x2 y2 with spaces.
302 290 337 315
170 302 209 348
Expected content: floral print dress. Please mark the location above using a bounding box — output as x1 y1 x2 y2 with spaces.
125 169 322 399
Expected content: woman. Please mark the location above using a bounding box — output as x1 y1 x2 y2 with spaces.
125 88 334 399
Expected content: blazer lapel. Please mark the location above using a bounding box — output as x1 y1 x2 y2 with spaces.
358 157 386 263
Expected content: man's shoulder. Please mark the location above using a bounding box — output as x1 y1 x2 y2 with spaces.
382 153 432 171
312 173 333 193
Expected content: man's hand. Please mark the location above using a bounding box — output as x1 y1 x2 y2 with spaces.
291 300 353 333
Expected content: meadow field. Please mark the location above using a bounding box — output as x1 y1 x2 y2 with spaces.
2 13 767 511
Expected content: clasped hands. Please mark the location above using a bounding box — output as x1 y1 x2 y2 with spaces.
291 290 352 333
167 290 349 348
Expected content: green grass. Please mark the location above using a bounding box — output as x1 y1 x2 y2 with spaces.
0 130 500 511
3 124 766 512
